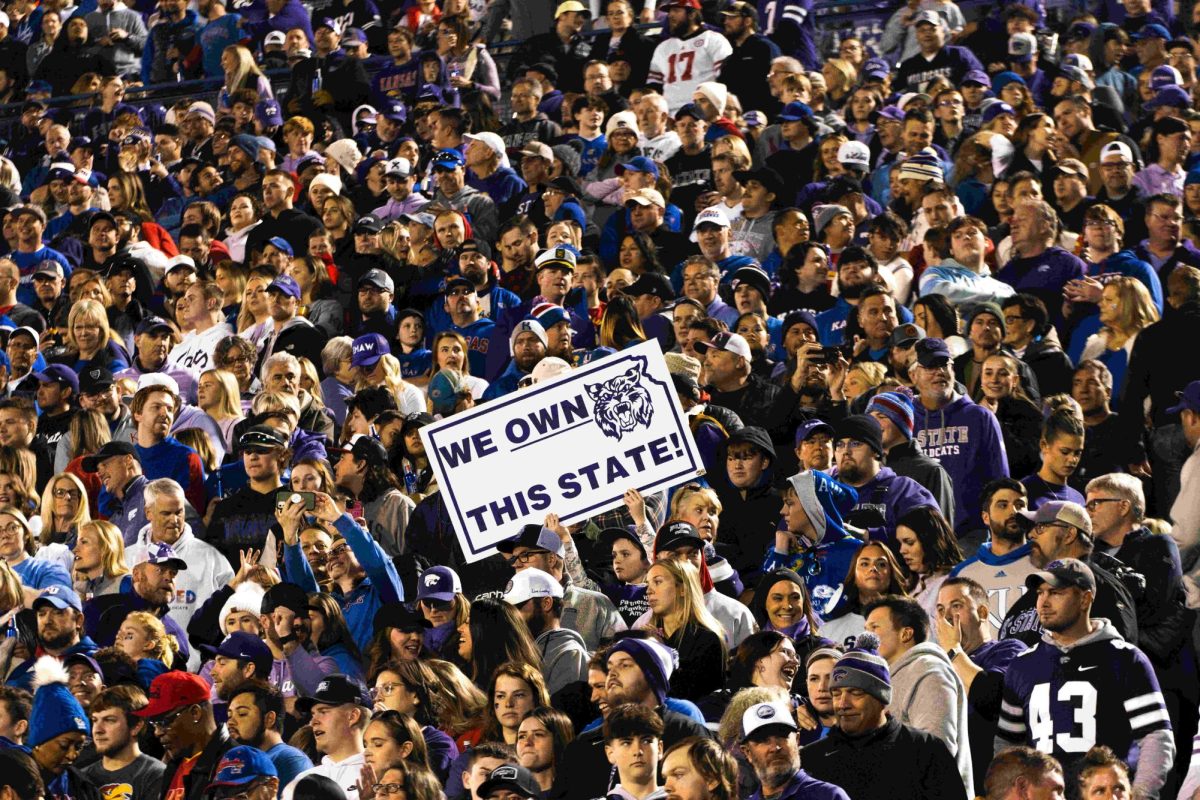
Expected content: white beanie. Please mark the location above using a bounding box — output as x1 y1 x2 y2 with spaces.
220 583 267 632
695 81 728 115
310 172 343 196
324 139 362 174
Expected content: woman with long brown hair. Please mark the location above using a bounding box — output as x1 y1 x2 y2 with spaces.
819 541 909 649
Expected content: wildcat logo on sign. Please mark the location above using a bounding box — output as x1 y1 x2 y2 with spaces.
586 363 653 441
420 341 705 563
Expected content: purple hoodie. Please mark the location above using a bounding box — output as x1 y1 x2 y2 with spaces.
914 394 1009 538
840 466 941 549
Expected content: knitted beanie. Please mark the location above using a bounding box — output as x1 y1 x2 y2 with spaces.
608 639 679 705
29 657 90 747
867 390 915 440
830 633 892 705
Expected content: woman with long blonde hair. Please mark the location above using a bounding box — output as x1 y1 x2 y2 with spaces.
72 520 130 599
197 368 244 450
38 473 90 550
356 353 425 415
643 558 727 701
424 658 489 747
218 45 273 113
1080 276 1159 408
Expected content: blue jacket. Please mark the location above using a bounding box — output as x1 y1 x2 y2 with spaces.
815 298 914 345
481 359 527 401
285 513 403 654
765 471 862 617
914 394 1009 536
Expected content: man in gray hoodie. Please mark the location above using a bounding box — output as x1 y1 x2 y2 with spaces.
84 0 148 78
865 595 973 796
504 567 590 696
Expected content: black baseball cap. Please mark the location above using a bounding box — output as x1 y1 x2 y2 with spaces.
79 366 115 394
654 520 704 553
623 273 674 302
372 602 432 635
82 441 137 473
295 674 372 713
238 425 289 453
477 764 541 800
261 582 309 616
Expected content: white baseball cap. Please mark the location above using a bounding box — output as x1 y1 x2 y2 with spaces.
837 141 871 170
504 568 564 605
690 205 731 242
264 30 286 46
530 357 573 384
741 701 798 741
694 331 752 361
1100 141 1133 163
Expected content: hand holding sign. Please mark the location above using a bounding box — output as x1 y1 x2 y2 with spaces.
420 342 704 562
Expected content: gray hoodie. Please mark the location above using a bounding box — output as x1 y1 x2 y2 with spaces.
889 640 974 797
536 626 590 696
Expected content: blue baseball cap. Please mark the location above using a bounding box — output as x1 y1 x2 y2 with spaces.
795 418 835 445
33 584 82 612
351 333 390 368
963 69 991 86
1134 23 1170 40
1145 85 1191 109
615 156 660 178
777 101 814 122
255 99 284 127
267 274 301 299
981 100 1016 124
417 566 462 602
208 746 278 793
1151 64 1183 89
432 149 466 170
675 102 704 122
32 364 79 395
915 337 952 366
1167 380 1200 415
265 236 293 257
215 632 273 675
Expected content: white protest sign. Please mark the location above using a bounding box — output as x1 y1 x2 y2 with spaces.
419 340 705 563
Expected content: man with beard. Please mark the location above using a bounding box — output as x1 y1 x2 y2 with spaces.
134 672 232 800
534 305 575 364
555 638 709 800
258 276 326 378
55 367 134 472
802 636 967 800
647 0 732 113
954 304 1036 401
425 240 521 342
226 682 312 788
497 218 540 298
866 390 956 522
484 320 548 400
912 338 1009 541
832 415 939 549
440 275 497 378
741 700 848 800
504 568 589 695
815 248 885 345
210 632 273 707
995 559 1174 800
950 479 1036 635
7 587 99 690
82 684 166 800
131 384 207 515
997 501 1138 647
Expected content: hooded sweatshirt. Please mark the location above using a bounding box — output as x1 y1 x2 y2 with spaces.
841 466 940 549
888 641 974 796
996 619 1175 800
764 471 861 617
125 524 235 657
914 393 1009 537
918 258 1016 308
535 626 590 696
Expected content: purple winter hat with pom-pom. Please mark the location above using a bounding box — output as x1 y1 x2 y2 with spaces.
830 632 892 705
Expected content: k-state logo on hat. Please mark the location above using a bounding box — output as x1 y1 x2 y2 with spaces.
424 574 440 587
756 705 775 719
832 668 848 681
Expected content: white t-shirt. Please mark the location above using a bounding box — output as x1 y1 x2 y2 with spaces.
167 322 234 377
283 753 365 800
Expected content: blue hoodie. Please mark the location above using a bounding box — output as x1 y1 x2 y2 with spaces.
764 471 861 617
914 394 1009 537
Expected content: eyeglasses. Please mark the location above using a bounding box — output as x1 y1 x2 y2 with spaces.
1085 498 1122 511
330 544 350 558
1151 212 1183 224
372 682 404 700
1003 315 1025 325
1085 219 1117 229
1034 522 1073 534
222 354 253 365
509 550 548 565
225 780 270 800
52 488 80 499
150 705 194 731
373 783 405 797
0 523 22 537
421 597 451 610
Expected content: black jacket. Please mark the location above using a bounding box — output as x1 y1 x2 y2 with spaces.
992 395 1044 480
713 470 781 581
802 717 967 800
158 726 234 800
664 622 727 702
1020 336 1074 398
1120 300 1200 433
1107 526 1195 670
554 706 710 800
883 439 956 525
